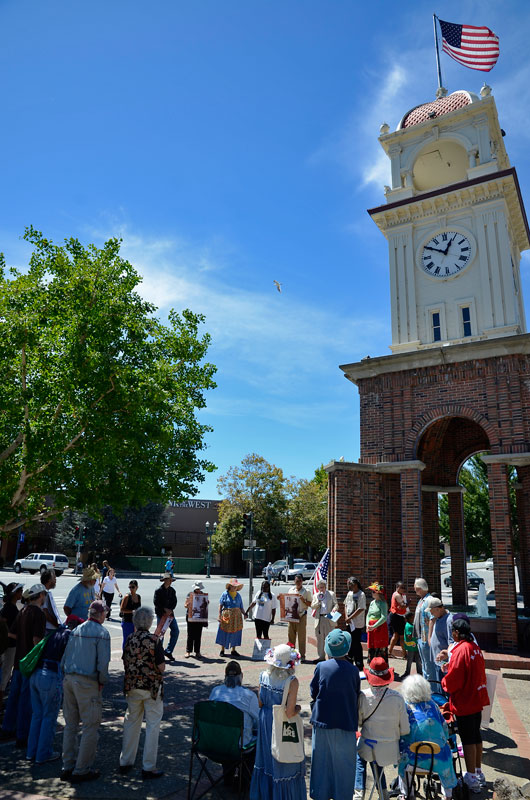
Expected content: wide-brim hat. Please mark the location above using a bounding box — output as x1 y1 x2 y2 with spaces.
365 656 394 686
325 628 351 659
160 572 177 582
81 567 99 582
264 643 301 670
226 578 243 591
367 581 384 592
192 581 205 591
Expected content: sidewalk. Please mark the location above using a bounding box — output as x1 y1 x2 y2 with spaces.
0 619 529 799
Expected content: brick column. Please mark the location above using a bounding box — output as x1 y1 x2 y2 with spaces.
400 468 423 603
515 467 530 610
488 462 518 652
448 491 468 607
422 490 441 598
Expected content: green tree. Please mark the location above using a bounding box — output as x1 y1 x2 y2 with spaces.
286 466 327 557
439 454 517 557
56 504 167 558
0 228 216 534
212 453 288 554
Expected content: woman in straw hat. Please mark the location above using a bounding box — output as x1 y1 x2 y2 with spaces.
309 629 361 800
63 567 98 621
184 580 208 658
250 643 306 800
366 581 389 663
216 578 245 657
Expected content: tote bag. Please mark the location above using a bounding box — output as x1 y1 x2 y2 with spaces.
271 677 305 763
19 634 51 678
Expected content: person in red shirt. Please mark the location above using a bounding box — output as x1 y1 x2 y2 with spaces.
441 618 489 794
388 581 407 658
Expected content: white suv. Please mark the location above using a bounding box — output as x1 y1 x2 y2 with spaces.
14 552 69 577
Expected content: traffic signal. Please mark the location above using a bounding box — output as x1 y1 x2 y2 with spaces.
242 512 252 537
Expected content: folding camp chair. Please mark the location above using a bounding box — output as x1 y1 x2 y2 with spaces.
187 700 256 800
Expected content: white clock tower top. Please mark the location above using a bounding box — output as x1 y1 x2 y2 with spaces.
369 86 530 353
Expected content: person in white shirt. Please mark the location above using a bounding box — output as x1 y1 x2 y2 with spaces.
245 581 277 640
344 576 367 671
311 579 339 662
100 569 122 620
209 660 259 786
41 569 62 630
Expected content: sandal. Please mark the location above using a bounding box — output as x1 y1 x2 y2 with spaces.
184 652 191 658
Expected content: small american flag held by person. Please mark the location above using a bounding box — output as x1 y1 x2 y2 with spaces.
311 548 330 617
439 19 499 72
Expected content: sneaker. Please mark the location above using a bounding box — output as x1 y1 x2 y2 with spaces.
60 769 73 782
353 791 366 800
475 770 486 787
463 773 482 794
164 652 175 662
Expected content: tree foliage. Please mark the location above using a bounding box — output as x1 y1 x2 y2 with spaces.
213 453 288 554
212 455 328 556
0 228 216 534
439 454 517 557
56 504 167 558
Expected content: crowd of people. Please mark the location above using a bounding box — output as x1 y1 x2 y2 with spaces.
0 566 512 798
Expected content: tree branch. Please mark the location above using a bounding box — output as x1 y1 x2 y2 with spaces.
0 432 24 464
1 507 67 534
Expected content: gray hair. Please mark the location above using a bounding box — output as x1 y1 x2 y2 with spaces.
133 606 154 631
401 674 432 705
225 674 243 688
414 578 429 592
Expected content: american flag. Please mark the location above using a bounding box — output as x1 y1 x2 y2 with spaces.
311 548 330 616
439 19 499 73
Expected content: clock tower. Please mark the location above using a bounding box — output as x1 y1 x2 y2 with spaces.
370 86 528 352
326 85 530 655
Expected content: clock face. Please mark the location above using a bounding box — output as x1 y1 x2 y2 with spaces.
420 231 472 278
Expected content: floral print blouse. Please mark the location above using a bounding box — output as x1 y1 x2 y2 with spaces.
123 629 165 700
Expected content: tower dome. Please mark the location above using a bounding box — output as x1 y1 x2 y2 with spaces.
397 90 480 130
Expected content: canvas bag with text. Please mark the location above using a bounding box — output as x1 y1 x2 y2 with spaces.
271 677 304 763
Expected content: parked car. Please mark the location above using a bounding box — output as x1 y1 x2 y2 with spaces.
440 556 451 566
443 570 485 590
278 562 318 582
485 558 494 569
261 558 306 580
14 552 69 577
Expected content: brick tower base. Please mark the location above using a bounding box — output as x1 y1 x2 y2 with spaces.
327 334 530 653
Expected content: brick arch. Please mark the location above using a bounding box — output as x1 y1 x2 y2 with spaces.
405 405 498 462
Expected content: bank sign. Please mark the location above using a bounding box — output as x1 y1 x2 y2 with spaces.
169 499 219 509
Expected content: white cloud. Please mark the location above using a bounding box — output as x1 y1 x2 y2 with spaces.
86 224 389 408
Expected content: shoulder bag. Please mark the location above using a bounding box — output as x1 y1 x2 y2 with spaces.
19 634 51 678
271 677 305 763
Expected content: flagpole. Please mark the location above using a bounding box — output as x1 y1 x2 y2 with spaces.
433 14 445 96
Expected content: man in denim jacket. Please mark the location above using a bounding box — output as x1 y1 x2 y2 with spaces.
60 600 111 783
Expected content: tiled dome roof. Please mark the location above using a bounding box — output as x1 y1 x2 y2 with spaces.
398 91 477 130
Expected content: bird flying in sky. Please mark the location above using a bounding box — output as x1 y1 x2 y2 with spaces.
273 280 282 293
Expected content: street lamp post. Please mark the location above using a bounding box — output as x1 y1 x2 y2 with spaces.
206 521 216 578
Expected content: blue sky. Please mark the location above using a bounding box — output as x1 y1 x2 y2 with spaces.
2 0 530 500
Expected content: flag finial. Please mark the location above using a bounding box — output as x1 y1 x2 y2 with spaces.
436 86 448 99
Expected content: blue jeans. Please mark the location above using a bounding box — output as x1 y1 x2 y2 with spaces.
355 750 387 791
1 668 32 742
157 615 179 655
417 640 437 683
122 621 134 649
27 667 62 761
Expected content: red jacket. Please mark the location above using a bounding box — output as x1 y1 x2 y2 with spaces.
441 639 489 716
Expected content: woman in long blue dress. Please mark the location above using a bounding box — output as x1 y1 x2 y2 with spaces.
215 578 245 657
250 643 306 800
398 675 457 799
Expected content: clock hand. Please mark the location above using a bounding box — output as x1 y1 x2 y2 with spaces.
424 246 446 254
443 234 457 256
